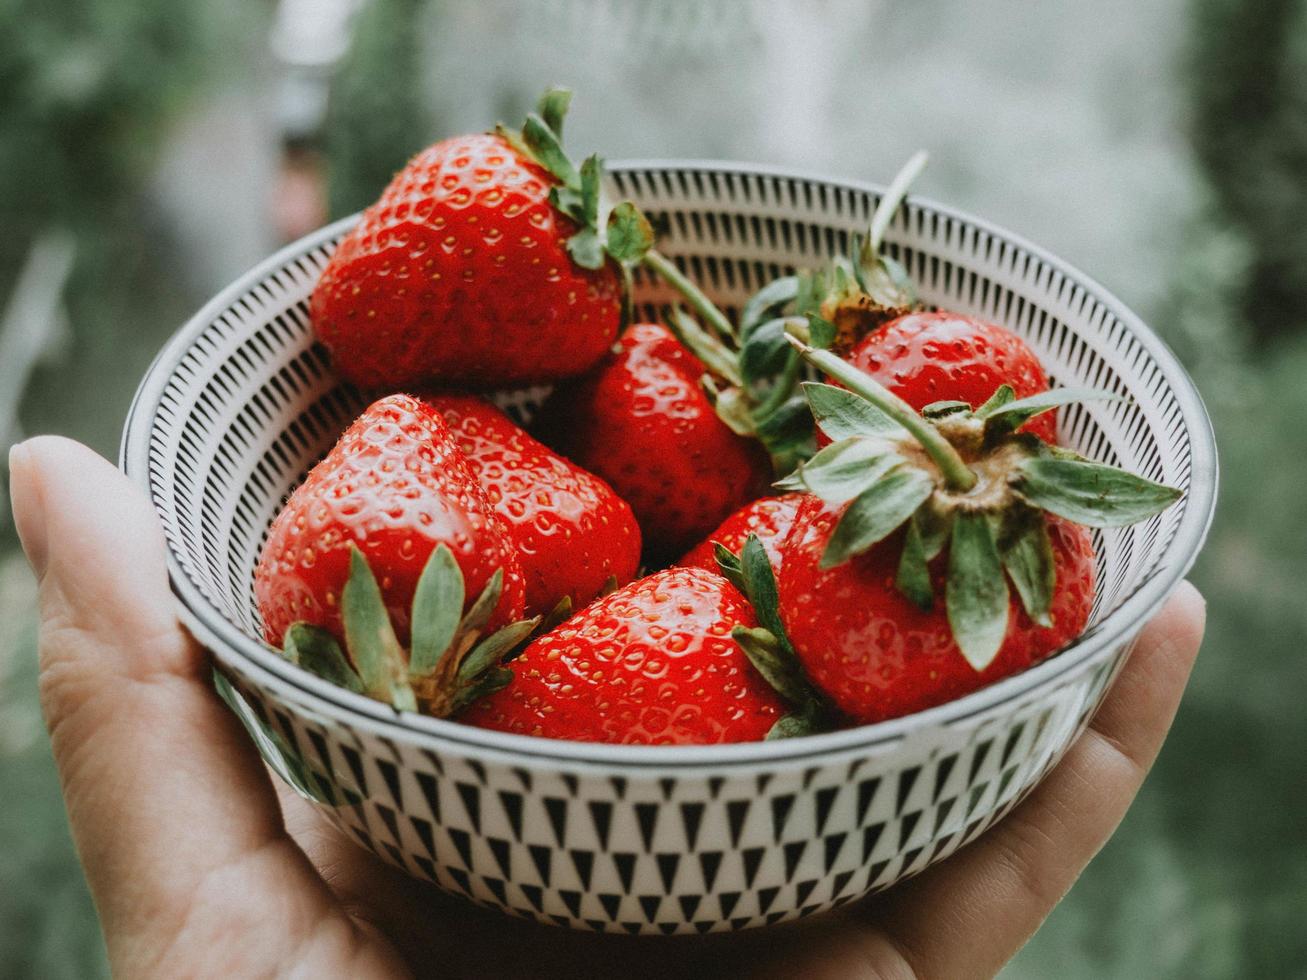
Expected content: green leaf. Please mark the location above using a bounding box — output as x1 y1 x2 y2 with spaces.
821 466 935 568
605 201 654 265
805 312 838 350
283 623 365 693
451 666 514 714
740 534 786 639
753 394 812 443
732 626 813 707
999 513 1056 627
921 400 973 420
459 568 504 636
946 512 1010 671
975 384 1017 416
536 87 572 138
765 706 825 740
408 545 464 679
741 275 799 335
713 543 747 594
711 383 756 437
342 547 411 704
535 596 574 637
794 268 825 316
894 514 935 611
802 381 904 440
740 318 792 384
577 154 602 227
789 436 902 503
521 112 579 188
1013 457 1184 527
980 387 1117 435
457 617 541 684
566 227 605 270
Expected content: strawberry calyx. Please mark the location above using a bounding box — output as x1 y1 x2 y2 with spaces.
715 534 838 738
281 545 566 716
494 88 655 286
779 340 1184 672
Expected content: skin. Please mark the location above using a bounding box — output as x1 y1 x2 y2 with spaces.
8 435 1206 980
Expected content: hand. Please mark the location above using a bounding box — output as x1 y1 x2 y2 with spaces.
8 436 1206 980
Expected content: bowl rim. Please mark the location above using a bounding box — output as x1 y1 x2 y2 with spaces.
121 158 1218 769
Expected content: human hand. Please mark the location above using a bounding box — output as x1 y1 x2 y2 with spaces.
8 436 1206 979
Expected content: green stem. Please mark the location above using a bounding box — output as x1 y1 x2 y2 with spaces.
754 347 803 421
791 338 978 492
642 248 737 342
865 150 929 261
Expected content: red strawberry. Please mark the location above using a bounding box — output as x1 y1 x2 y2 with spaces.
423 392 641 617
779 497 1094 723
461 567 788 744
841 312 1057 443
533 322 771 560
773 342 1181 726
254 394 525 648
310 90 654 390
678 493 804 575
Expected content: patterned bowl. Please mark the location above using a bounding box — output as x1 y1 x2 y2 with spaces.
120 161 1216 935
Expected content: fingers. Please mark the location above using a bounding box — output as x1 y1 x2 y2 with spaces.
7 437 348 974
860 581 1207 979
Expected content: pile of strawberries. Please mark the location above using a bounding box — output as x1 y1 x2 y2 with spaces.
253 92 1181 745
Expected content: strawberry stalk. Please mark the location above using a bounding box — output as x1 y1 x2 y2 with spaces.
281 545 560 716
778 346 1183 670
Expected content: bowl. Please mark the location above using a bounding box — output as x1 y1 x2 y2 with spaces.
120 161 1217 935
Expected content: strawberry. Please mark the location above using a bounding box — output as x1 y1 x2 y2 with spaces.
842 312 1057 443
772 342 1182 725
254 394 525 650
460 567 791 744
422 392 641 617
532 322 772 560
309 89 655 390
678 493 804 576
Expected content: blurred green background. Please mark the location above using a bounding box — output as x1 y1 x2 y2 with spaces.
2 0 1305 976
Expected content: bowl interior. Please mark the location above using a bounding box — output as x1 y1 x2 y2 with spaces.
122 161 1215 754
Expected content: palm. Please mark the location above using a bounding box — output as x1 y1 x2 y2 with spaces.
9 437 1205 979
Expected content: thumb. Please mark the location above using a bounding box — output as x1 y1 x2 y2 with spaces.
8 437 340 974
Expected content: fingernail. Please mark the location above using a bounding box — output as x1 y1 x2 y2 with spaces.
8 441 49 579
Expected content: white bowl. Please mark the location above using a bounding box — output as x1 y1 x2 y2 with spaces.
120 161 1217 935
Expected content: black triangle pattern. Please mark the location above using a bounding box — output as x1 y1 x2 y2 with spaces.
560 889 583 918
968 782 989 817
447 827 473 869
757 886 780 916
900 847 923 874
933 798 956 838
756 773 773 795
896 767 919 815
609 776 627 799
584 919 605 932
613 852 637 893
497 790 523 841
856 778 881 826
1001 723 1026 770
409 815 436 857
997 765 1019 800
862 823 885 863
802 766 821 789
375 803 400 844
487 837 512 879
699 851 723 892
562 773 579 796
969 739 993 785
529 844 552 886
419 749 444 777
455 782 481 834
520 884 543 912
570 849 594 890
933 754 957 802
680 803 705 851
543 796 568 847
466 759 487 786
814 786 839 835
794 878 819 907
622 922 643 936
382 842 405 869
707 776 725 799
771 794 796 841
414 855 436 882
823 833 847 873
731 916 752 930
928 834 955 864
718 891 741 919
656 853 681 894
447 866 471 896
375 758 403 810
339 745 368 796
831 869 855 899
588 801 613 851
639 895 661 922
482 876 507 907
765 911 787 926
726 800 751 848
679 895 701 920
598 893 621 920
694 920 714 935
866 860 889 889
306 729 332 771
658 922 678 936
510 766 532 792
659 778 676 801
742 847 765 888
783 841 807 882
899 811 921 850
635 803 659 851
415 771 441 824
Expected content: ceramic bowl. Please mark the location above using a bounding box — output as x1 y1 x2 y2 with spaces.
120 161 1216 935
